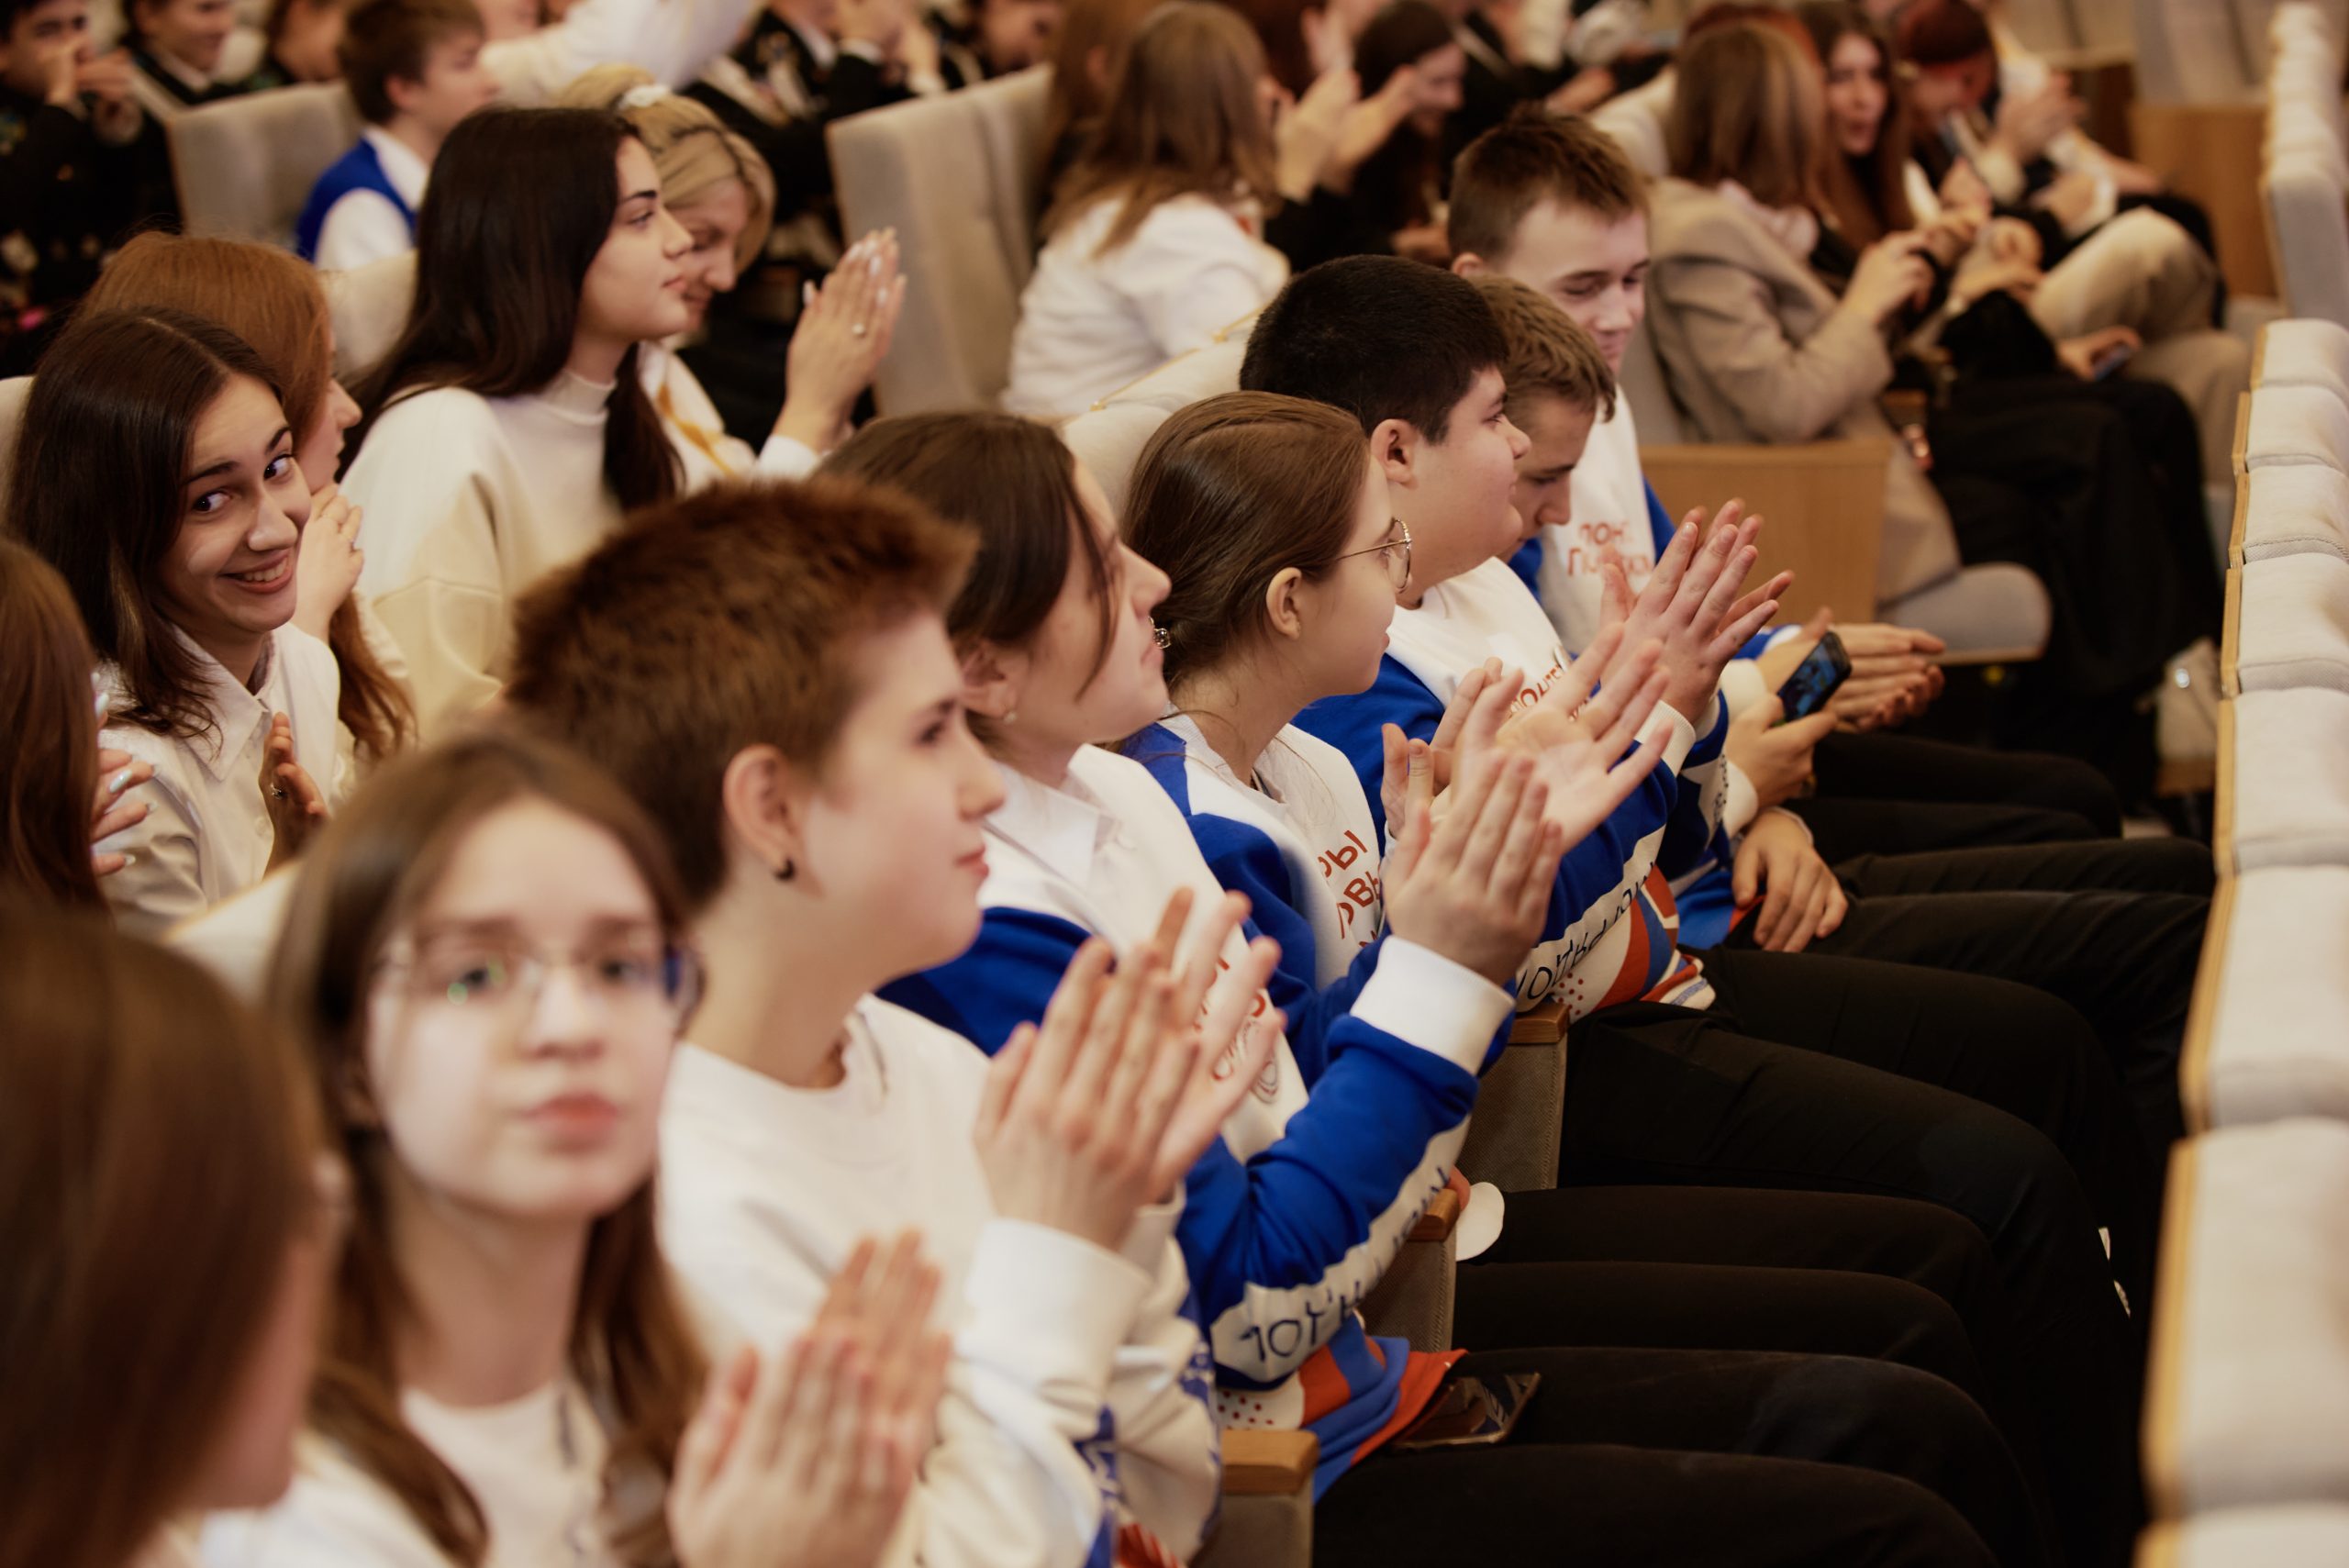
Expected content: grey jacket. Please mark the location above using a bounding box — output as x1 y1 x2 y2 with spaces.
1642 176 1963 599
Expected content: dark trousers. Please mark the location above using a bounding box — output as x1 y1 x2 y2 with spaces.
1561 953 2142 1567
1318 1344 2019 1567
1785 837 2214 1175
1793 731 2124 857
1456 1184 2058 1551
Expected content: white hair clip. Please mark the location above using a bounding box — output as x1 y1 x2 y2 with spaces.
618 83 673 111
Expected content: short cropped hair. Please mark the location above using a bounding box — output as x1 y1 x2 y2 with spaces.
1470 273 1617 422
338 0 483 124
1449 106 1647 265
1240 255 1506 442
504 478 976 911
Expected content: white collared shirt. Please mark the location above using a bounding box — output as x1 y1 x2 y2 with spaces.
313 128 432 274
98 624 348 940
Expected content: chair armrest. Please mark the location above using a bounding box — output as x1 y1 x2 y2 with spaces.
2129 103 2275 303
1508 995 1567 1045
1221 1429 1321 1495
1639 439 1889 627
1407 1182 1464 1243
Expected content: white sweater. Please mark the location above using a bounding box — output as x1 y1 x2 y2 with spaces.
345 373 621 740
1004 193 1286 417
660 996 1220 1568
198 1383 619 1568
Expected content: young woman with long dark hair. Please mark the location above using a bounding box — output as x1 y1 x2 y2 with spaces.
341 106 690 740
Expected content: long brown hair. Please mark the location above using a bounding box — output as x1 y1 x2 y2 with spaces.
85 232 418 767
354 108 683 513
1041 0 1166 177
0 539 104 910
1044 0 1280 254
1123 391 1372 689
9 307 280 745
266 730 707 1567
1798 1 1916 245
1666 21 1827 211
0 906 322 1568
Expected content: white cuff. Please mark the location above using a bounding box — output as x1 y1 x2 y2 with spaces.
1653 704 1699 775
756 432 823 479
1723 761 1759 838
960 1218 1152 1398
1351 937 1514 1075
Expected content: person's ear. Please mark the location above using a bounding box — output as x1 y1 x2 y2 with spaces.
382 69 425 114
959 639 1029 725
718 742 810 887
1450 251 1486 276
1263 565 1307 642
1370 416 1419 490
335 1055 382 1129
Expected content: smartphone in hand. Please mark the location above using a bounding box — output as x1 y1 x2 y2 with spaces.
1776 629 1852 721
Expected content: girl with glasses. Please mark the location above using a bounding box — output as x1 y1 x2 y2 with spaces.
206 728 949 1568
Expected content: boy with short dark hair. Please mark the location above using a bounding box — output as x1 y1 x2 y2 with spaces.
295 0 495 267
1242 250 2145 1568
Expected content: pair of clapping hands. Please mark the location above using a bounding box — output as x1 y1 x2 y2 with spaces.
1370 504 1787 982
676 885 1284 1568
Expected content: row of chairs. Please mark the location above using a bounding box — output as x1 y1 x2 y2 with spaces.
2136 317 2349 1565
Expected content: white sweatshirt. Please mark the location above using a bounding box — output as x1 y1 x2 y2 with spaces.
659 995 1220 1568
197 1383 618 1568
345 373 621 740
1004 194 1287 418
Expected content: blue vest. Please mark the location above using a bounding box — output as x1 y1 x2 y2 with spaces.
295 138 415 262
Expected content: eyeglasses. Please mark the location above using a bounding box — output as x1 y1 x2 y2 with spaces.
1332 518 1413 594
373 929 705 1033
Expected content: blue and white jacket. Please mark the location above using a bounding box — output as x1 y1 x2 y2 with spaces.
1293 554 1720 1019
881 746 1512 1496
294 134 416 262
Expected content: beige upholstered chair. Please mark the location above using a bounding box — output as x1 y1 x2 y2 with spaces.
2223 551 2349 695
168 83 362 247
2215 688 2349 872
2144 1119 2349 1521
2229 458 2349 564
2179 867 2349 1129
2239 384 2349 471
0 376 27 517
2139 1506 2349 1567
321 250 419 383
2262 140 2349 328
2254 318 2349 406
1195 1431 1319 1568
827 67 1052 414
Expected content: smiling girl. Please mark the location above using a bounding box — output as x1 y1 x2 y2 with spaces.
342 106 691 740
9 306 344 937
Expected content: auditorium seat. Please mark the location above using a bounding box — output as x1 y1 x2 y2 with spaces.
2139 1504 2349 1566
2144 1118 2349 1520
2254 318 2349 407
2179 866 2349 1129
2223 551 2349 694
168 83 362 248
826 67 1052 414
2239 384 2349 471
1197 1430 1319 1568
2230 458 2349 564
2216 688 2349 871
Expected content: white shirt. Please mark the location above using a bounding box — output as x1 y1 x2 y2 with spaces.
1004 194 1287 417
484 0 760 106
1547 393 1657 653
639 341 820 490
96 625 348 940
198 1383 618 1568
346 373 622 740
314 128 431 274
662 1000 1219 1568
